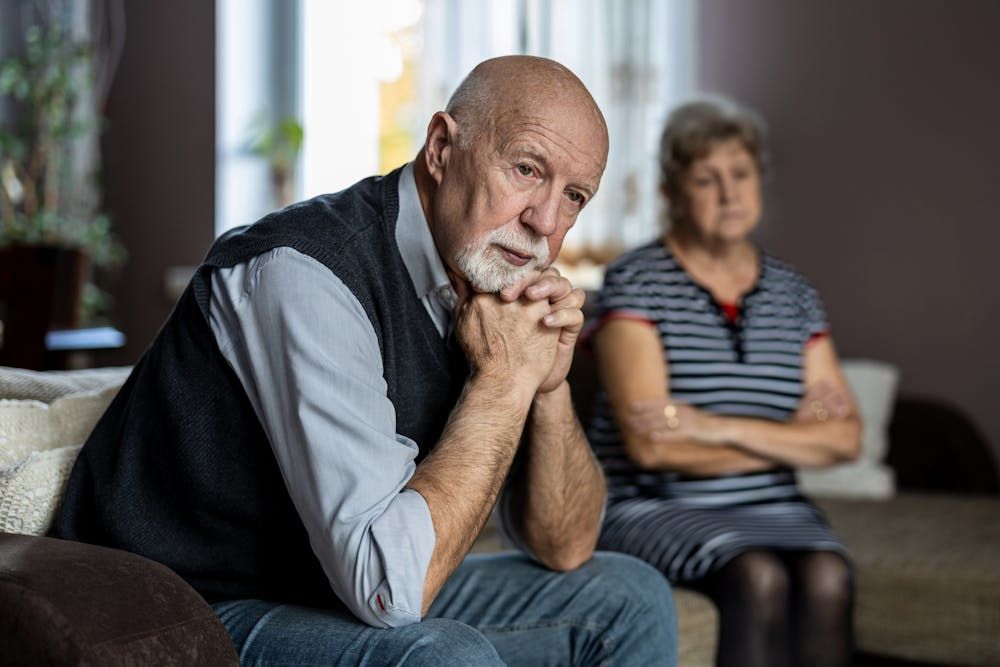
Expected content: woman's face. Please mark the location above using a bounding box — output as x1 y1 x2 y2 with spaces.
672 138 762 245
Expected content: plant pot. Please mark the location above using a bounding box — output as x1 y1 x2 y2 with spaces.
0 244 89 369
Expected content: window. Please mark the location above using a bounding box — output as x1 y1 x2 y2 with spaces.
216 0 697 280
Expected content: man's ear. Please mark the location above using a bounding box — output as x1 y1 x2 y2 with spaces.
423 111 458 185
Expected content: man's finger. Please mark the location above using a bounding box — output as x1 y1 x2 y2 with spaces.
524 274 573 303
542 307 584 330
499 268 544 302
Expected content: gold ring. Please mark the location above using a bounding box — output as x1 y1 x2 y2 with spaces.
664 404 680 430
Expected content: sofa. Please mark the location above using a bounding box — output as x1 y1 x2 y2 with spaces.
2 362 999 666
0 366 239 665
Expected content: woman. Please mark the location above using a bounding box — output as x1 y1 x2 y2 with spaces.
585 99 861 667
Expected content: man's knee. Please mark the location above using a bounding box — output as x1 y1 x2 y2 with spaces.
396 619 502 666
579 552 677 663
583 552 676 620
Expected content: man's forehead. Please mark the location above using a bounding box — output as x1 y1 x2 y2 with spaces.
493 113 607 187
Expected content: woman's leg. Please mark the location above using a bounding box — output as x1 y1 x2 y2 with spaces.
698 550 792 667
784 550 854 667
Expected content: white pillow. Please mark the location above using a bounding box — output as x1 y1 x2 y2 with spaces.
0 444 82 535
798 359 899 499
0 367 127 535
0 385 121 467
0 365 130 402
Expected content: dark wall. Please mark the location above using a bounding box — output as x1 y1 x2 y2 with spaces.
101 0 215 364
697 0 1000 463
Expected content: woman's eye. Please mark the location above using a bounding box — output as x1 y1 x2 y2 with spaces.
516 164 535 177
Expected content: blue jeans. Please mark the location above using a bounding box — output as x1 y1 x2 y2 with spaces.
212 552 676 665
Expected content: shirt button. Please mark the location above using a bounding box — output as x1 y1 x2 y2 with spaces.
437 285 457 309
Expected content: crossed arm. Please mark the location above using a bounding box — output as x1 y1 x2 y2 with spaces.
592 317 862 477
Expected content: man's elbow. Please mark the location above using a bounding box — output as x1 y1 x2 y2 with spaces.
538 548 593 572
336 581 425 629
533 535 598 572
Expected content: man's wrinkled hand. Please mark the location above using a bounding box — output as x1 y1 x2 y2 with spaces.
453 284 560 395
515 268 585 394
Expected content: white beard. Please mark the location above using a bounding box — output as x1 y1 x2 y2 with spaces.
455 225 550 293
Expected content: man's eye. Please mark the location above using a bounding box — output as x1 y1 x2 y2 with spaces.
566 191 585 205
516 164 535 177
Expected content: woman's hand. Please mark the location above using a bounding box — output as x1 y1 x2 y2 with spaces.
794 380 853 423
627 399 723 445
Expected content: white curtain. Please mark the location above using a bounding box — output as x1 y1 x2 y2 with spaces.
418 0 696 271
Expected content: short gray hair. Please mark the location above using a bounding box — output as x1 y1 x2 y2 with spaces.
445 72 497 149
658 97 766 198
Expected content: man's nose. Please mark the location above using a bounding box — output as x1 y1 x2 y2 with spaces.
520 192 560 237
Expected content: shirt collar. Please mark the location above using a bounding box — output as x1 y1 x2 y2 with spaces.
395 162 452 301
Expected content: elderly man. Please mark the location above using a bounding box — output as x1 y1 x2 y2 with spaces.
56 56 676 665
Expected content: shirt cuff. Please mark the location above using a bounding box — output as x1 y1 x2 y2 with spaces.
367 488 436 626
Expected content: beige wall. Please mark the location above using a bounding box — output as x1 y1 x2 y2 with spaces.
696 0 1000 464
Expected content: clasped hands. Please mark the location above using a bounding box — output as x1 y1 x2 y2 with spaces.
453 267 585 395
627 380 852 445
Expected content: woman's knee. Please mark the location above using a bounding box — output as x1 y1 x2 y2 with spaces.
798 552 853 609
720 551 790 616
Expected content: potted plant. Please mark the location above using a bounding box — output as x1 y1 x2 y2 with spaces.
248 114 304 208
0 20 124 353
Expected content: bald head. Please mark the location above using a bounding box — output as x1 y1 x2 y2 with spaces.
444 55 607 154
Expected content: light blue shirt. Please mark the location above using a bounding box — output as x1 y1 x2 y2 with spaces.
208 164 456 628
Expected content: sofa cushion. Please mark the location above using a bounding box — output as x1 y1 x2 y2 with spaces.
799 359 898 499
818 493 1000 666
0 365 131 402
0 532 238 665
0 366 129 535
673 588 716 667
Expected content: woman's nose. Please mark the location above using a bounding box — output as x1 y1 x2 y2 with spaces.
719 177 737 204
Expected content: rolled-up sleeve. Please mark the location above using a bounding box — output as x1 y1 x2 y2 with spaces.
209 247 435 627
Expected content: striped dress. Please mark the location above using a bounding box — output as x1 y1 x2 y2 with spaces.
586 240 848 584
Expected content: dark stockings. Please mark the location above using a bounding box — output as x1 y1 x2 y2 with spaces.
696 550 853 667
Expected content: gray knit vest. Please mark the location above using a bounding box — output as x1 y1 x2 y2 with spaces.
55 168 467 606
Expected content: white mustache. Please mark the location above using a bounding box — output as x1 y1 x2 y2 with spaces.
482 225 549 266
